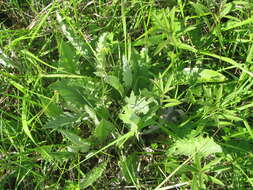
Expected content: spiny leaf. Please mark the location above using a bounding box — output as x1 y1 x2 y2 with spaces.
95 32 116 76
56 12 90 57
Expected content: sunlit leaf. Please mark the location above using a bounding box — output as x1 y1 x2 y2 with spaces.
169 136 222 157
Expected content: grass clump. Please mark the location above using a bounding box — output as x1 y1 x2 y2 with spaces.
1 0 253 189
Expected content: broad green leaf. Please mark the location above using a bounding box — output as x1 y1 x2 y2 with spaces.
191 2 209 15
198 69 226 82
120 105 139 131
45 113 81 129
125 91 152 115
94 119 115 143
50 81 87 108
60 130 90 153
190 2 211 28
106 75 124 97
80 161 107 189
58 40 79 74
64 181 80 190
41 98 62 118
169 136 222 158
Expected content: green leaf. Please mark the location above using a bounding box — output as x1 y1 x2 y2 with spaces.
122 55 133 89
105 75 124 97
0 49 15 68
163 99 182 108
94 119 115 143
119 106 139 132
36 146 74 162
220 3 233 18
222 16 253 31
207 176 225 186
119 154 138 185
45 113 81 129
182 68 226 83
191 2 209 15
58 40 79 74
22 96 36 144
56 13 90 57
170 136 222 158
198 69 226 82
125 91 152 115
85 105 99 126
60 130 90 153
243 120 253 140
41 98 62 118
80 161 107 189
50 81 88 108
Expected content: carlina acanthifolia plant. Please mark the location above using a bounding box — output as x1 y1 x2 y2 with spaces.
1 0 253 189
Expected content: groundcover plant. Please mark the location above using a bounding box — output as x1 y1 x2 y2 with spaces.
1 0 253 189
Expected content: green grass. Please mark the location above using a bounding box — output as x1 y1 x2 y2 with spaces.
1 0 253 189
